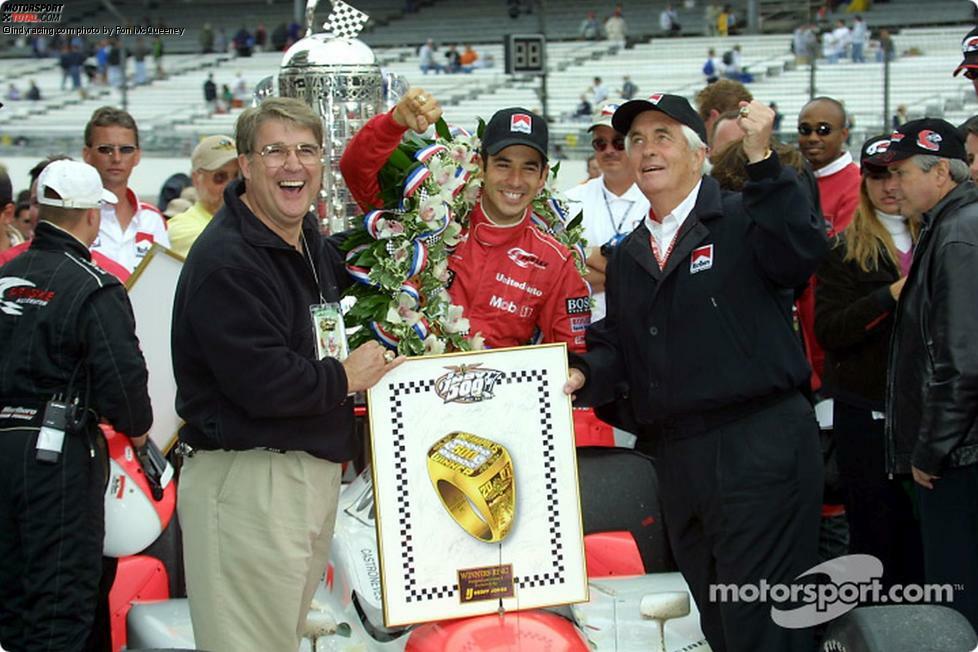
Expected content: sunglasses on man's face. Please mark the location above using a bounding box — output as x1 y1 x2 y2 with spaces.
797 123 834 137
209 170 234 185
95 144 138 156
592 137 626 152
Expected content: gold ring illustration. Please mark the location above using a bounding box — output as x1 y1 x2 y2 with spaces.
426 432 515 543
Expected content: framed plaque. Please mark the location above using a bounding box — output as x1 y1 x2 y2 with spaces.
367 343 588 626
126 244 184 452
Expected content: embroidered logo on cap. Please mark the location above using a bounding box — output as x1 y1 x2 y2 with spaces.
647 93 664 105
690 244 714 275
964 36 978 54
865 140 890 156
916 130 942 152
510 113 532 134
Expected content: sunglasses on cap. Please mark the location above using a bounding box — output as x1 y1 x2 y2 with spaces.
592 137 625 152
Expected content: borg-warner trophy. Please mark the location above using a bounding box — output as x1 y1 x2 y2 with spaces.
256 0 393 234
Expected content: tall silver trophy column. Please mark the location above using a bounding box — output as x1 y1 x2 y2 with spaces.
267 0 385 234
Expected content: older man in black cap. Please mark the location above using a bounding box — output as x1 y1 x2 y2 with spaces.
565 94 827 652
872 118 978 632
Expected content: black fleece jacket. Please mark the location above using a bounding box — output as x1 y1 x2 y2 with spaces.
172 179 356 460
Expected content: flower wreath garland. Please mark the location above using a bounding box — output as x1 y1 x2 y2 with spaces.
342 118 587 357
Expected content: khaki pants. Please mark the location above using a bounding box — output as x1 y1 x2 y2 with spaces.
178 449 341 652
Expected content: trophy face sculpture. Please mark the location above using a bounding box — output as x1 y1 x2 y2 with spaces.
274 0 383 233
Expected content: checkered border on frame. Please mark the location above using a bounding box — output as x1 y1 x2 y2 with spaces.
387 369 565 603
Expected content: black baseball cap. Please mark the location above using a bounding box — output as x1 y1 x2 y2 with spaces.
867 118 967 166
482 108 548 160
611 93 708 144
859 134 891 172
953 26 978 77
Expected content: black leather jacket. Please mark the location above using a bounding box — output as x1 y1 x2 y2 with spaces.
886 181 978 475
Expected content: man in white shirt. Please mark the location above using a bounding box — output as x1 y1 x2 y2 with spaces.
850 15 868 63
830 19 851 63
82 106 169 271
590 76 608 105
604 7 627 43
565 100 649 323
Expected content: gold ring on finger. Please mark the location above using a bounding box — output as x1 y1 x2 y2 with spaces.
384 350 396 363
739 106 750 118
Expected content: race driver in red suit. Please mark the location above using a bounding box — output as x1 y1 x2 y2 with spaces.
341 88 591 351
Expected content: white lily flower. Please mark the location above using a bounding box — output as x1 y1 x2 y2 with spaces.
423 335 446 355
386 305 403 324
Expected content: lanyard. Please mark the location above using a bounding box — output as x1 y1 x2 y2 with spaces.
648 229 679 270
602 187 636 236
300 231 327 304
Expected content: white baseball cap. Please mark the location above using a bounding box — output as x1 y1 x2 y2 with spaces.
37 160 118 209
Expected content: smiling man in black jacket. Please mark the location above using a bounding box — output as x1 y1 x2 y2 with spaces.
565 94 827 652
172 97 403 652
871 118 978 631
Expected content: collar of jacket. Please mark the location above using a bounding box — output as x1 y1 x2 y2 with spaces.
31 220 93 259
224 177 321 252
922 180 978 227
469 201 532 247
623 175 724 279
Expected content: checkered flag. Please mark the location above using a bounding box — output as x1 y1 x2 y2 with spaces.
323 0 370 39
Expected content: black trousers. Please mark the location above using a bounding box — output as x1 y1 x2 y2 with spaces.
642 392 823 652
833 400 923 588
917 463 978 632
0 426 106 652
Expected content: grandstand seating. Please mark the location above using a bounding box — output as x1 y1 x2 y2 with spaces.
0 1 972 162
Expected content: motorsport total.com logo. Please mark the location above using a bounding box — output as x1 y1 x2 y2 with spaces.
710 554 957 628
0 2 64 23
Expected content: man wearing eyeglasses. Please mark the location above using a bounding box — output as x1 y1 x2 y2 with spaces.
167 134 239 257
172 97 403 652
82 106 169 272
564 100 649 323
